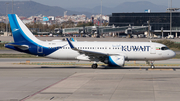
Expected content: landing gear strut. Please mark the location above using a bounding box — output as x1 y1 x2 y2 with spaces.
150 61 155 69
92 64 98 69
146 61 155 69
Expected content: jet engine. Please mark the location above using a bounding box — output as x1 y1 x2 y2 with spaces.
104 55 125 67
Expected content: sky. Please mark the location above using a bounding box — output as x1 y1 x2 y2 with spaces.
1 0 180 8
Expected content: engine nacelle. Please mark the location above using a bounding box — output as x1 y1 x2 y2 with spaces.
108 55 125 67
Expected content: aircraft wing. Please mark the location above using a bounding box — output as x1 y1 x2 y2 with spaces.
66 38 109 61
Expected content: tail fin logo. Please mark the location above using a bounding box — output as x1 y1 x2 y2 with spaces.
13 28 19 32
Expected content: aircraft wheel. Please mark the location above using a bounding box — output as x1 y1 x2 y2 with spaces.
151 65 155 69
92 64 98 69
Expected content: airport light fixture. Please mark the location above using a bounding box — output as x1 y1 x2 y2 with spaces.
101 0 102 26
170 0 172 35
6 2 9 33
167 1 180 36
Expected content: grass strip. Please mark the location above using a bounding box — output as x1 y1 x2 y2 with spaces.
0 54 41 58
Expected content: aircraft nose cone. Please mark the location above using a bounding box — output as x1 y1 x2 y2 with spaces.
172 51 176 58
170 50 176 58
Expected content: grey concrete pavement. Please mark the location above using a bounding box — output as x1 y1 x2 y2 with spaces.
1 61 180 101
0 67 78 101
23 68 180 101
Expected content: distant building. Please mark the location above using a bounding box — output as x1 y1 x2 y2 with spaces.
109 12 180 37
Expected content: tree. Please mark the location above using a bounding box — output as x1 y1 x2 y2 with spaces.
61 20 75 28
77 22 93 27
0 22 6 32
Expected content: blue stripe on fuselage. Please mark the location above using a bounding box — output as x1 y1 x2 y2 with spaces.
5 42 68 57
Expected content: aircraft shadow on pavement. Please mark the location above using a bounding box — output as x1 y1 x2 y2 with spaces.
40 66 180 70
40 66 147 69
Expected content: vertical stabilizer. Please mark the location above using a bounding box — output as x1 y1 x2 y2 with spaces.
8 14 41 45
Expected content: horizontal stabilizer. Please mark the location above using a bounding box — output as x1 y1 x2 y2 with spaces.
5 43 29 50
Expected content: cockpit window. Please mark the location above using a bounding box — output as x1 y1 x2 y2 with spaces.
161 47 169 50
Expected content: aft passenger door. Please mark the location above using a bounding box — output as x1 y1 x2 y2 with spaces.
37 45 43 53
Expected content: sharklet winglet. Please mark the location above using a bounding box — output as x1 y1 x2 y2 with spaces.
66 38 75 49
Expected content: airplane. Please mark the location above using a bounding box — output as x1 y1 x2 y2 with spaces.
5 14 176 69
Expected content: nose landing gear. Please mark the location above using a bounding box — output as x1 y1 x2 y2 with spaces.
150 61 155 69
146 61 155 69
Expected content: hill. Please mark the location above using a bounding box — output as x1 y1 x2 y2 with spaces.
0 1 168 17
0 1 92 17
67 1 168 15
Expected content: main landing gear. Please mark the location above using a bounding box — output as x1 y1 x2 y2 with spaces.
91 64 98 69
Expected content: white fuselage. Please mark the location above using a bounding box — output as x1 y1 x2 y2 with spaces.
43 41 175 61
